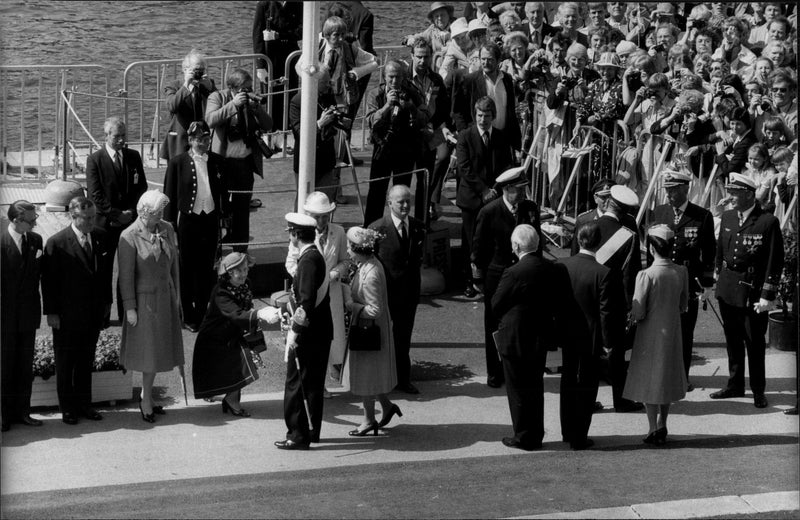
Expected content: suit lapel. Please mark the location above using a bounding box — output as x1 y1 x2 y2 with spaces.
68 230 93 273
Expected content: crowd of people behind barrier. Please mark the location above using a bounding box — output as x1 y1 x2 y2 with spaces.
2 2 798 453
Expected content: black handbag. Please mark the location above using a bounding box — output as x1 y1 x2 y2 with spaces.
240 330 267 354
348 309 381 351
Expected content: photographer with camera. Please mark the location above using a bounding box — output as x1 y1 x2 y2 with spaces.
206 69 273 253
161 49 217 162
288 69 340 206
711 17 756 75
363 60 430 226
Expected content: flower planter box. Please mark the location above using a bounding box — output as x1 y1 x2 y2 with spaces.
30 370 133 408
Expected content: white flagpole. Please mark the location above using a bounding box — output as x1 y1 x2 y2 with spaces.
297 1 321 209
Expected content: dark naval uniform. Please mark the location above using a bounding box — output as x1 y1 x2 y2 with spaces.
715 205 783 399
650 202 716 378
570 208 604 255
472 197 542 386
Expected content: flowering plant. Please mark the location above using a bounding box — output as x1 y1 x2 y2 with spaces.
778 229 797 318
32 330 124 379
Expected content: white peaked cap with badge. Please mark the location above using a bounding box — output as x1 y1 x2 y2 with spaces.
725 172 757 191
285 212 317 230
662 170 692 188
609 185 639 207
495 166 528 188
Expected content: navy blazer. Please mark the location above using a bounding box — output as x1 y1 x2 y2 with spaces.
596 214 641 306
291 245 333 349
41 226 112 331
456 125 514 211
472 197 542 273
453 70 521 150
369 214 425 304
0 228 42 332
86 147 148 226
163 150 228 224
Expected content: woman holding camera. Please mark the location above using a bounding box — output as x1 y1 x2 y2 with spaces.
342 227 401 436
118 190 184 423
623 225 689 446
192 252 263 417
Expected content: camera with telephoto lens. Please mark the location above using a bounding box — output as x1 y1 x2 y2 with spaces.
329 105 353 131
643 87 658 98
528 55 551 80
759 98 774 112
192 69 205 81
246 92 269 105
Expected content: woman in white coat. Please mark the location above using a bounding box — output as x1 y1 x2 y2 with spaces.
285 192 352 390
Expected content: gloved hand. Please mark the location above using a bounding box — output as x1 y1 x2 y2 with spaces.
286 329 299 351
698 287 713 303
126 309 138 327
257 306 282 325
753 298 774 313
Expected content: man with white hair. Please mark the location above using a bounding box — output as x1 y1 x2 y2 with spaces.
491 224 571 451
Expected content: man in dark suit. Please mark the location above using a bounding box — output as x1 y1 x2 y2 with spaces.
86 117 147 322
363 60 430 226
160 49 217 162
712 108 758 182
369 185 426 394
492 224 570 451
456 96 514 297
336 0 375 116
453 42 521 151
276 213 333 450
650 171 716 390
472 166 542 388
521 2 558 50
570 178 614 255
558 222 626 450
1 201 44 432
164 121 228 332
595 185 643 413
206 69 273 252
41 197 112 425
711 173 784 409
253 0 303 132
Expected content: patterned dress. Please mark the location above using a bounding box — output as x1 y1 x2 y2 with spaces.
581 77 625 183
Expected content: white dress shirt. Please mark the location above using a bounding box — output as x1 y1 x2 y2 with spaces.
191 153 216 214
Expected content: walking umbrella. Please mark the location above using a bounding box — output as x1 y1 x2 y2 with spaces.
293 352 314 432
178 365 188 406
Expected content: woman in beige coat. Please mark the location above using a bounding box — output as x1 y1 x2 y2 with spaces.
343 227 402 436
119 190 184 423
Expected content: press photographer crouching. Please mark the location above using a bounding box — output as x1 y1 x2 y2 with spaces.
206 68 273 252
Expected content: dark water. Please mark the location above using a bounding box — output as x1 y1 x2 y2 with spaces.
0 1 432 155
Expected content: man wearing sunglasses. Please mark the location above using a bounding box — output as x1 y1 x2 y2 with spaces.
1 201 44 432
768 69 797 140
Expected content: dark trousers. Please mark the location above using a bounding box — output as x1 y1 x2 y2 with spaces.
560 348 600 445
388 296 418 387
680 296 699 378
609 327 636 408
177 211 219 326
460 207 479 283
718 299 768 394
502 349 547 448
224 156 256 252
284 341 331 444
483 267 506 384
363 150 416 226
53 328 100 414
1 326 36 423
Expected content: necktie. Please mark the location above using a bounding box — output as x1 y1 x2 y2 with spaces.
20 233 27 254
114 151 122 173
193 90 203 120
327 48 338 72
674 208 682 226
399 221 408 245
318 229 327 250
83 236 93 267
482 132 490 149
511 205 518 221
738 212 745 226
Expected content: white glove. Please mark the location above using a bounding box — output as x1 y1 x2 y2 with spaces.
257 306 282 325
256 68 269 84
753 298 774 314
698 287 713 303
285 329 299 351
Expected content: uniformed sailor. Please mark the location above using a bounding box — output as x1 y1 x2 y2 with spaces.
710 173 784 409
649 171 716 390
570 178 615 255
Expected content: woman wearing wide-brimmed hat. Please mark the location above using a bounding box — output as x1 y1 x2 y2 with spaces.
342 226 402 436
118 190 184 424
192 252 263 417
403 2 454 59
285 192 352 390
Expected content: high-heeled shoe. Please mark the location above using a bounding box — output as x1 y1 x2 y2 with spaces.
643 430 657 444
653 427 668 446
139 401 155 423
348 421 379 436
378 404 403 428
222 398 251 417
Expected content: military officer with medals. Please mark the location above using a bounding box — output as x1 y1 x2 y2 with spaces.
649 171 716 391
595 185 643 413
275 213 333 450
471 166 543 388
711 173 783 409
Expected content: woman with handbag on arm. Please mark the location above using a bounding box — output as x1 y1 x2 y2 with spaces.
192 252 265 418
342 227 402 436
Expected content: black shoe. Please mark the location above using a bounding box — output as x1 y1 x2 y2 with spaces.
643 431 658 444
487 377 504 388
593 401 604 412
249 198 263 209
81 408 103 421
395 382 420 394
687 382 695 392
348 421 379 437
378 404 403 428
139 402 155 423
709 388 745 399
784 406 798 415
464 285 478 298
653 426 668 446
183 322 199 333
274 439 309 450
502 437 541 451
615 401 644 413
310 434 321 443
19 415 43 427
753 394 769 408
222 398 251 417
62 413 79 425
571 438 595 450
